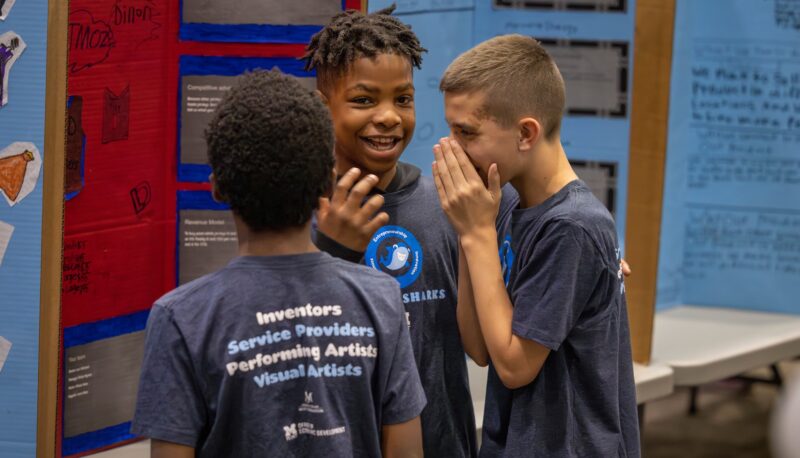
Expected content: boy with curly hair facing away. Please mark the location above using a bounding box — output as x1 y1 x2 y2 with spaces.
434 35 640 457
303 6 480 457
131 70 425 458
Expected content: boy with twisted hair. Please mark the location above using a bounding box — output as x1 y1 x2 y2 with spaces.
304 6 480 457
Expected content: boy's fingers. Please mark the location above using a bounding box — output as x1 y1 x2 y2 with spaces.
450 139 482 183
432 162 449 203
440 138 468 186
433 144 456 195
345 174 379 209
332 168 361 207
317 197 331 217
359 194 385 220
365 211 390 235
621 259 632 277
488 163 501 199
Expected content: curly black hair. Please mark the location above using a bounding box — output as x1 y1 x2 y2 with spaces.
302 5 426 92
206 70 334 232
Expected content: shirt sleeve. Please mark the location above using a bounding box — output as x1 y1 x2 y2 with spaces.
510 220 602 351
313 230 365 263
496 185 519 232
130 303 207 447
310 215 365 263
380 284 427 425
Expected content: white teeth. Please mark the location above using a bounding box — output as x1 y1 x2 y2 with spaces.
363 137 398 151
369 138 395 145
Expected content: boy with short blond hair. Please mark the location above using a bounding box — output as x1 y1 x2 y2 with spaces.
435 34 640 457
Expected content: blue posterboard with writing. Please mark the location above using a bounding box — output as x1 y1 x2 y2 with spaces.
657 0 800 314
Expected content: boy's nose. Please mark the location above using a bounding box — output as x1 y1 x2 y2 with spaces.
373 107 401 129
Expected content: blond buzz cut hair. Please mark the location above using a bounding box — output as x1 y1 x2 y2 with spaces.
440 34 566 139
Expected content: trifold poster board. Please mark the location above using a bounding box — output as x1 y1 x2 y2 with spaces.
58 1 363 456
656 0 800 315
0 0 66 455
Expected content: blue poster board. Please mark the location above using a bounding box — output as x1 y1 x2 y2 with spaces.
0 0 49 456
657 0 800 313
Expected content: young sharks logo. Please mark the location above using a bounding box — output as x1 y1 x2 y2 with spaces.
381 242 411 271
365 226 424 288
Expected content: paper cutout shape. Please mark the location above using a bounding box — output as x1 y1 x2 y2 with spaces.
0 0 17 21
0 142 42 206
0 151 32 200
0 336 10 373
0 220 12 267
102 86 130 143
0 31 26 107
66 96 86 199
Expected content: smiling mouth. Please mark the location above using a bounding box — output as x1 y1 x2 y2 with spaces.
361 136 402 152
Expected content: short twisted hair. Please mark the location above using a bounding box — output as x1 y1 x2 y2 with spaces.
302 5 426 91
206 70 334 231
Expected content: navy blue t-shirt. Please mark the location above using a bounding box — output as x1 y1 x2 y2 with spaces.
131 252 426 457
482 180 640 457
315 164 478 458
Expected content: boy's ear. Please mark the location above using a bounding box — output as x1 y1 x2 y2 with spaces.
517 117 543 151
209 173 226 203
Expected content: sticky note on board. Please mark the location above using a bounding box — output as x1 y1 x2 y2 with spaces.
0 335 11 373
0 220 12 266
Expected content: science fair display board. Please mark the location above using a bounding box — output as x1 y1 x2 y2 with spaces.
58 1 363 456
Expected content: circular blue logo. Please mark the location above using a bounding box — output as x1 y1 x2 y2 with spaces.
365 225 424 288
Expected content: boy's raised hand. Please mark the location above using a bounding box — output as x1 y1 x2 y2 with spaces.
432 138 501 239
317 168 390 252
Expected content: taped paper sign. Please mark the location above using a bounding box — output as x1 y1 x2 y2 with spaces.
66 96 86 199
183 0 340 26
0 336 10 373
570 160 618 217
102 86 130 143
0 220 12 267
0 31 26 107
493 0 626 12
0 0 16 21
0 142 42 206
